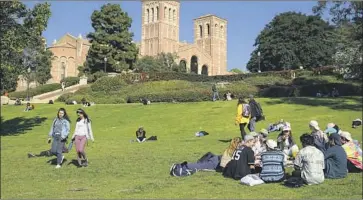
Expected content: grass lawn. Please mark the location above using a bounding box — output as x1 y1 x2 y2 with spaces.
1 97 362 199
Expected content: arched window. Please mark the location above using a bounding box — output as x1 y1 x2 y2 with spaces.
146 9 149 23
156 7 159 20
173 9 176 23
151 8 154 22
207 24 210 36
220 25 224 37
199 25 203 38
169 8 171 21
164 7 167 19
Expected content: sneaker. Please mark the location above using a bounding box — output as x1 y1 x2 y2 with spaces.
83 159 88 167
61 156 65 164
55 164 61 169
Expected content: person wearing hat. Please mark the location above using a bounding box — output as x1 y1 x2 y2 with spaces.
223 135 256 180
324 127 337 136
340 131 363 172
251 132 267 168
293 134 325 185
235 97 251 140
259 139 285 183
277 126 299 160
326 123 341 135
259 128 269 138
324 133 347 179
309 120 328 154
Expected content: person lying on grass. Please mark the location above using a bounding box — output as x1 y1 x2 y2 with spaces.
28 144 69 158
223 135 256 180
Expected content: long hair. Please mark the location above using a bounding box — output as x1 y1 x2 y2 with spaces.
76 108 90 123
57 108 70 122
225 137 242 156
237 97 246 106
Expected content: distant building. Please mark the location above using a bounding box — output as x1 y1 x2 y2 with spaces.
47 33 90 83
140 1 228 75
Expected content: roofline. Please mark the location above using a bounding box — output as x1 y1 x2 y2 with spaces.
193 14 227 22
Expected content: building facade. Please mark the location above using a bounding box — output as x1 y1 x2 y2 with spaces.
47 33 90 83
140 0 228 75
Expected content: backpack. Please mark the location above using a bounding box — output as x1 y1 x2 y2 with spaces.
170 162 197 177
283 177 305 188
242 104 251 117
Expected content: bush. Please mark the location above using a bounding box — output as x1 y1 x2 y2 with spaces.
292 75 343 85
61 77 80 87
9 83 61 99
91 76 128 92
299 83 362 97
57 93 74 102
87 71 108 83
145 71 293 82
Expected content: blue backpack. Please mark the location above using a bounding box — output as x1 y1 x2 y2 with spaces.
170 163 197 177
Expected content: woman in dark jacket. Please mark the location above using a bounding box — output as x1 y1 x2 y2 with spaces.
324 133 347 179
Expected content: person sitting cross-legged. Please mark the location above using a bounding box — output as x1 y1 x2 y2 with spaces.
324 133 347 179
223 135 256 180
277 126 299 161
293 134 325 185
259 139 285 183
219 137 242 170
340 131 363 172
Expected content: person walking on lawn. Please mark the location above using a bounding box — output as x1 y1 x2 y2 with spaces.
212 83 220 101
48 108 71 169
248 95 264 132
71 109 94 167
235 97 251 140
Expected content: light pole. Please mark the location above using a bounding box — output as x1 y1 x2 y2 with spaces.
104 57 107 72
257 51 261 73
26 67 31 101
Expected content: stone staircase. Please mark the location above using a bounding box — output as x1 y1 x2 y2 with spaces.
30 84 88 103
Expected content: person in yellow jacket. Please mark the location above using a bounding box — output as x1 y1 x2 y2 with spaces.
235 97 251 140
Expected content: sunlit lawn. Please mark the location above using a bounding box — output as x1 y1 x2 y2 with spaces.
1 97 362 199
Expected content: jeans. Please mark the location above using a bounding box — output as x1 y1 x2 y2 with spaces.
248 117 256 132
213 92 220 101
50 135 65 165
239 123 247 140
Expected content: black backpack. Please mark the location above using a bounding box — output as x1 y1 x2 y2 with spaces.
170 162 197 177
283 177 305 188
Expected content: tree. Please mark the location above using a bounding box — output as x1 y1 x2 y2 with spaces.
86 4 138 73
246 12 336 72
0 1 52 92
229 68 243 74
313 1 362 79
134 53 185 73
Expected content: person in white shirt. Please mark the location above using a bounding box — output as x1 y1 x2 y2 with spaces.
293 133 325 185
71 109 94 167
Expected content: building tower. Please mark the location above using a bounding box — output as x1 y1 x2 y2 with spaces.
140 0 180 56
193 15 227 75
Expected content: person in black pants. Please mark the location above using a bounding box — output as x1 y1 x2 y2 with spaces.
235 97 251 140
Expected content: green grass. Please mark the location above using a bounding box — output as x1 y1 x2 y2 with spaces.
1 97 362 199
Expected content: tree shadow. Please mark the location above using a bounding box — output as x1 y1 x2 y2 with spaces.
265 97 362 111
0 116 48 136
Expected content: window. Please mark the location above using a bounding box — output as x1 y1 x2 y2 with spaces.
199 25 203 38
173 9 176 23
151 8 154 22
207 24 210 36
169 8 171 21
146 9 149 23
164 7 167 19
156 7 159 20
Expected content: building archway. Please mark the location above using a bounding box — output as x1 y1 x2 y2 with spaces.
180 60 187 72
201 65 208 75
190 56 198 74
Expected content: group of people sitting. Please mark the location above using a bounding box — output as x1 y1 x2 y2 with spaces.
171 120 362 187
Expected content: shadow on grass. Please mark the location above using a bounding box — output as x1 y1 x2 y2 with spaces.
0 117 47 136
218 139 232 143
67 159 81 168
47 158 68 166
265 96 362 111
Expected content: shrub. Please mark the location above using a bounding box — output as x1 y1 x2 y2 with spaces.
9 83 61 99
87 71 108 83
61 77 80 87
292 75 343 85
91 76 127 92
299 83 362 97
57 93 74 102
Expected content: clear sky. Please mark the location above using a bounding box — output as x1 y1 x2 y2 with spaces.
25 1 319 71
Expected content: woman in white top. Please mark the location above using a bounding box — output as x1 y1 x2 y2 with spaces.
71 108 94 167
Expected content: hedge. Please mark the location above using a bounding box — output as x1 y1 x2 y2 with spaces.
61 77 80 87
9 83 61 99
